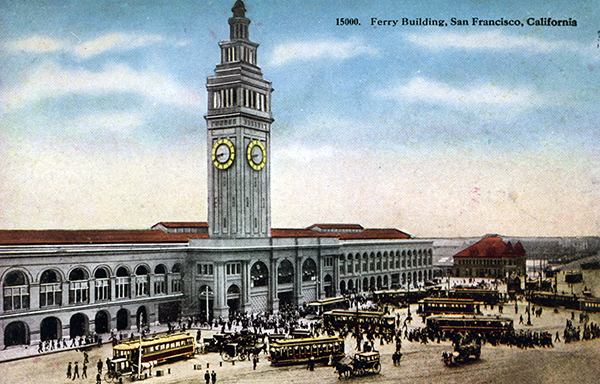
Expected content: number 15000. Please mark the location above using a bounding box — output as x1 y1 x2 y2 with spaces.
336 18 360 26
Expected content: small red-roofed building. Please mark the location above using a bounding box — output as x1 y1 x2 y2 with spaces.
453 235 527 279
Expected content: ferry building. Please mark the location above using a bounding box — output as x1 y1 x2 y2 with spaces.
0 1 433 348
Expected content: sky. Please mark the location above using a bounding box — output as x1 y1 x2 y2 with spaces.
0 0 599 237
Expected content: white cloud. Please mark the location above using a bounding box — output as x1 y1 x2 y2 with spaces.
270 37 377 66
4 36 70 53
377 77 540 107
4 32 166 59
73 33 165 59
274 143 341 163
406 30 580 54
2 60 204 109
70 111 144 134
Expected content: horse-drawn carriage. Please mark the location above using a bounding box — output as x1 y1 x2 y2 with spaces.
334 351 381 379
442 341 481 366
219 330 266 361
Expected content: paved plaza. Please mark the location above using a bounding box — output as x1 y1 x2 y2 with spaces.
2 299 600 384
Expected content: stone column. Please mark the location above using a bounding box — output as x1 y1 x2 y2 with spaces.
213 262 228 319
270 256 279 313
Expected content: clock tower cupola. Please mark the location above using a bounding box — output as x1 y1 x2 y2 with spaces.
206 0 273 239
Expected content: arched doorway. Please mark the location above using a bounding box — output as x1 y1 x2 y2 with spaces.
69 313 88 339
376 276 382 290
370 277 375 291
347 279 354 292
362 278 368 292
116 309 129 331
95 311 110 334
198 285 214 323
40 317 61 341
4 321 29 347
324 274 333 297
227 284 240 315
340 280 346 295
136 306 148 330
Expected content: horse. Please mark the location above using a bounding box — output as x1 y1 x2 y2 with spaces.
334 361 353 379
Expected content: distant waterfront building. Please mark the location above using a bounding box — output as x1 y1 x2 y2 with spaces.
0 1 433 348
453 235 526 279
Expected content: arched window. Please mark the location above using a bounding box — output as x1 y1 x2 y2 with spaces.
135 266 149 297
154 264 167 295
302 258 317 282
68 268 89 305
278 260 294 284
172 264 183 293
94 267 110 302
115 266 130 299
40 270 62 307
3 270 29 311
251 261 268 287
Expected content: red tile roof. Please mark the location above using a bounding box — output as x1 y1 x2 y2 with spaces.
271 227 411 240
454 236 526 259
307 224 364 231
151 222 208 229
0 229 209 246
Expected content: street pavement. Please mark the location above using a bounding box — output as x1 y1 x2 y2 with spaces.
2 300 600 383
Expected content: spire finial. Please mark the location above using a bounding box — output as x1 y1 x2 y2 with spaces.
232 0 246 18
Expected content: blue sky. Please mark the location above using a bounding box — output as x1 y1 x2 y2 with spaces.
1 0 599 237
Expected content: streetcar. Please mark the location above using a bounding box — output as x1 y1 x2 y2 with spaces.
417 298 481 317
372 289 428 307
306 297 349 318
579 297 600 313
109 332 195 374
449 288 502 305
426 314 514 333
267 336 344 366
322 309 396 332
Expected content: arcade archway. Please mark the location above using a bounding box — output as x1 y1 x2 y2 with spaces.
4 321 29 347
116 308 129 331
40 317 61 341
69 313 88 338
227 284 241 315
95 311 110 334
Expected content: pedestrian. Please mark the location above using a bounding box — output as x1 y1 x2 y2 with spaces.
555 331 561 342
38 341 43 353
204 370 210 384
82 363 87 379
96 373 102 384
73 361 80 379
84 351 89 364
211 370 217 384
253 355 258 370
97 359 103 374
66 362 72 379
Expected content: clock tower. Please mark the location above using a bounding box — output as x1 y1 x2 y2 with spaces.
206 0 273 239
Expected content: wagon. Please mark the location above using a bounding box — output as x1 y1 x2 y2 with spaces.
221 342 248 361
334 351 381 379
442 341 481 366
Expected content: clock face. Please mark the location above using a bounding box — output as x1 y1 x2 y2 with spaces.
247 140 267 171
212 139 235 169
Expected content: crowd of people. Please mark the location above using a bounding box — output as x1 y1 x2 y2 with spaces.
37 332 102 354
